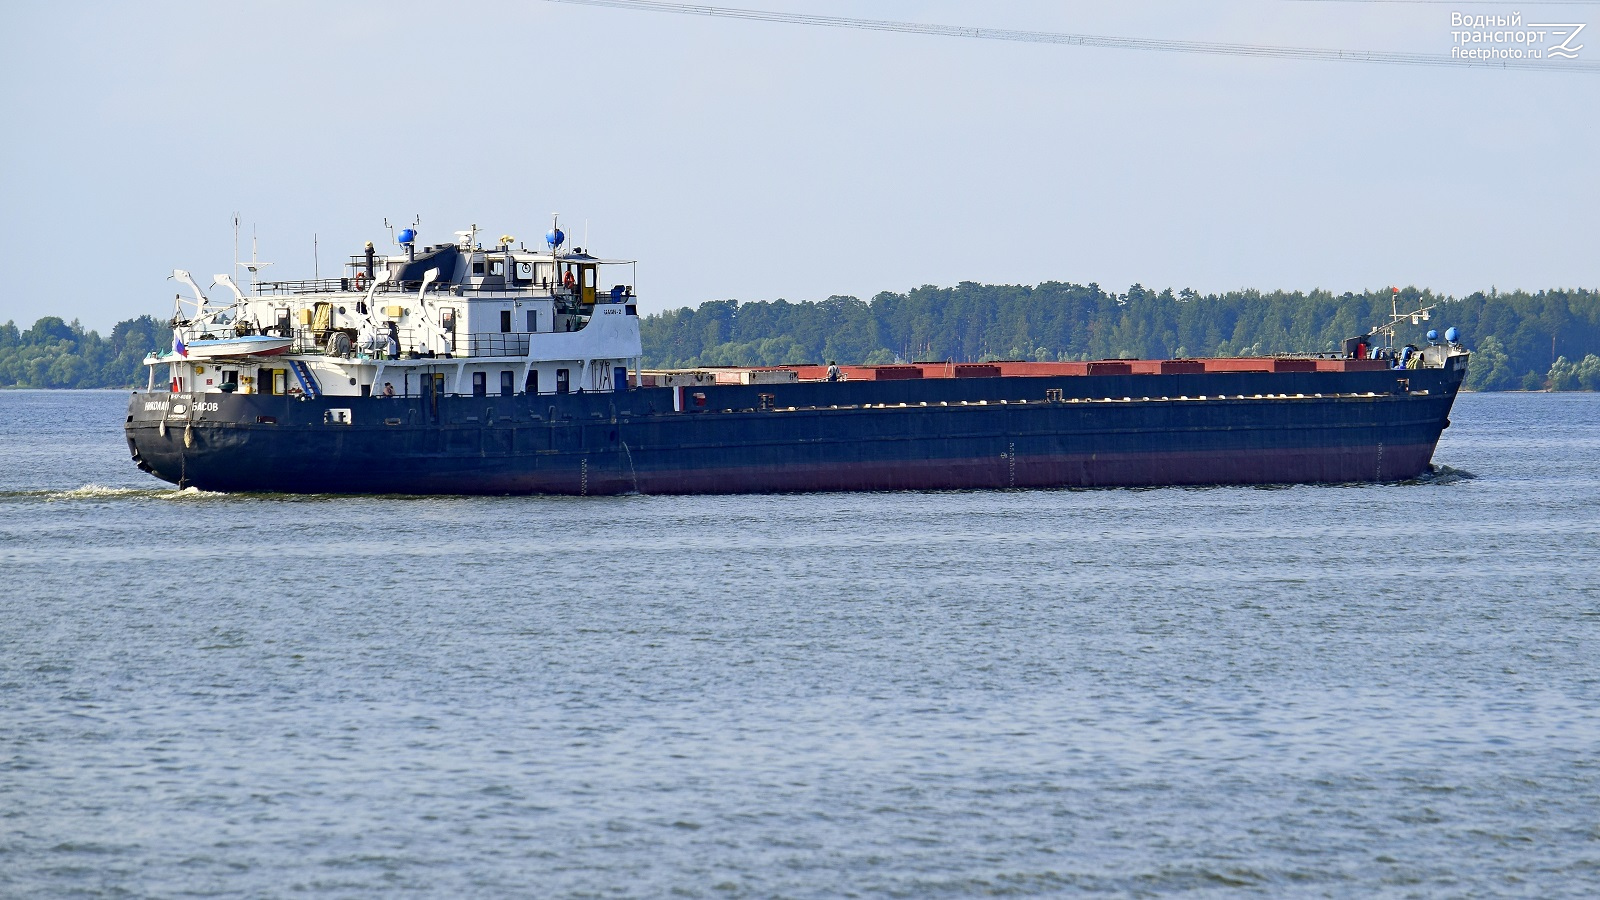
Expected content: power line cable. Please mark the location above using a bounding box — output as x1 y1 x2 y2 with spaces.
543 0 1600 74
1282 1 1597 6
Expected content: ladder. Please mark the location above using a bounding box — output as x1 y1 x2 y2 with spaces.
289 360 321 399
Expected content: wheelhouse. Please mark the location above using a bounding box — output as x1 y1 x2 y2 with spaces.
148 220 643 401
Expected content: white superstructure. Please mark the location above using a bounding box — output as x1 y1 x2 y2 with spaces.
147 219 643 401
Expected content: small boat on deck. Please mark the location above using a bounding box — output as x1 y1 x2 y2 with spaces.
176 334 293 359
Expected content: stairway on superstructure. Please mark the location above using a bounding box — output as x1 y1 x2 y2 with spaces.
289 360 321 399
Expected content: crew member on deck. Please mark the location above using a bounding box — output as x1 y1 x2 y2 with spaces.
383 382 395 397
827 361 841 382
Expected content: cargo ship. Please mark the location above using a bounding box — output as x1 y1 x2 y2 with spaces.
124 221 1469 495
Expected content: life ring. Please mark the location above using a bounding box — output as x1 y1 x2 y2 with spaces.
354 272 368 290
562 270 576 288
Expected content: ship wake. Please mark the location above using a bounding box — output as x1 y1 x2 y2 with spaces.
1408 464 1477 485
0 484 231 503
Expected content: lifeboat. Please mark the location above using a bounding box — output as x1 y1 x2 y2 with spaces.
182 335 293 358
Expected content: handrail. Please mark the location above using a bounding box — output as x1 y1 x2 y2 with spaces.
248 277 632 303
251 277 555 296
465 332 533 357
253 278 354 295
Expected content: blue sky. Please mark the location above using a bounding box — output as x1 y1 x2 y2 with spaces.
2 0 1595 331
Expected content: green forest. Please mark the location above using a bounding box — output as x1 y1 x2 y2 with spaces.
0 315 169 391
642 284 1600 393
4 285 1599 391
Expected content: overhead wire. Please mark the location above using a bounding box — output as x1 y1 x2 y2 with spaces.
542 0 1600 74
1281 1 1597 6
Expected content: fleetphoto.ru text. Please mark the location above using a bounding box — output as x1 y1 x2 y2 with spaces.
1451 11 1586 61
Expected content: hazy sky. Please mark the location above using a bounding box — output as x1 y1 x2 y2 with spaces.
2 0 1595 332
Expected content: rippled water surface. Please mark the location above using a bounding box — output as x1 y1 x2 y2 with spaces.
2 389 1598 897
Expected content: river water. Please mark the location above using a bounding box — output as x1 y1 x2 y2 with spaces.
2 389 1597 897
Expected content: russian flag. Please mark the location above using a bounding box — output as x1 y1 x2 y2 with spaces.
173 335 187 357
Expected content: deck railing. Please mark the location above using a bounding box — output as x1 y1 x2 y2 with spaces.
251 277 587 300
465 332 533 358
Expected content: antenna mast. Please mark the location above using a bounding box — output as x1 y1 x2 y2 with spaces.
1371 286 1434 349
236 224 272 292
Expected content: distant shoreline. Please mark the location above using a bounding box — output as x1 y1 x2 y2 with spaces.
7 285 1599 391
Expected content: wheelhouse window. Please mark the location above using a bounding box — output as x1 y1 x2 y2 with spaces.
488 259 505 277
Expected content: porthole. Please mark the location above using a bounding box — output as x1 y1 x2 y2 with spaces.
338 306 347 314
349 377 357 385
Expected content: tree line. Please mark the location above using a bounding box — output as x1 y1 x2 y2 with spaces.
641 284 1600 392
3 285 1598 391
0 316 167 389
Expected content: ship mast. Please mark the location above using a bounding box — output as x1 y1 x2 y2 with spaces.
1372 286 1434 349
237 225 272 293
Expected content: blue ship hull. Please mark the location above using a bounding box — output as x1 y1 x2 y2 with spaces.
124 361 1465 495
